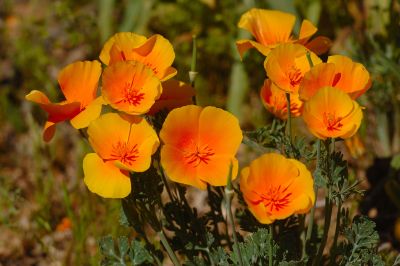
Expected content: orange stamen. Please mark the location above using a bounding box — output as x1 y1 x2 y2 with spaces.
108 141 139 165
287 66 302 87
256 185 292 212
323 112 343 131
184 144 215 167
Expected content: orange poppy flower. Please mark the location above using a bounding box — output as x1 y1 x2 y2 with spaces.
102 60 162 115
84 113 159 198
302 87 363 140
236 8 331 58
299 55 371 100
240 153 315 224
264 43 322 94
260 79 303 119
25 61 103 142
148 79 195 115
160 105 243 190
99 32 177 81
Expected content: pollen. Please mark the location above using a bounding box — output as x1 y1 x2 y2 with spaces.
120 87 145 106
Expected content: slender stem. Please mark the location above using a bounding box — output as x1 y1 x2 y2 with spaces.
269 224 273 266
313 139 333 266
329 201 342 265
159 230 181 266
305 140 321 250
225 163 244 266
306 51 315 68
189 35 198 89
286 93 293 154
159 165 175 202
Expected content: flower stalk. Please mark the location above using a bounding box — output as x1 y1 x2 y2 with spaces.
159 230 181 266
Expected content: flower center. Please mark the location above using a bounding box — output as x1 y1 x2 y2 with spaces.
118 85 145 106
109 141 139 166
323 112 343 131
258 185 292 212
287 66 302 88
184 144 215 167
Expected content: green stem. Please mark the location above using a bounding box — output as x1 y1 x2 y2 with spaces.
269 224 273 266
304 139 321 255
313 139 333 266
329 201 342 265
159 166 175 202
159 230 181 266
225 163 244 266
286 93 293 154
189 35 198 89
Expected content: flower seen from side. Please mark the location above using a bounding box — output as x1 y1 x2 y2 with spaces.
264 43 322 94
83 113 159 198
302 87 363 140
25 60 103 142
299 55 371 101
102 61 162 115
236 8 331 58
260 79 303 119
99 32 177 81
160 105 243 190
240 153 315 224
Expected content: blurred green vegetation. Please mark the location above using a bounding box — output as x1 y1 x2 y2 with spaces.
1 0 400 264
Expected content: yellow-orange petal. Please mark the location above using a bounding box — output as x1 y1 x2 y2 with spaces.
43 121 56 142
83 153 131 198
160 144 207 190
58 61 101 107
26 90 81 122
327 55 371 99
99 32 147 65
260 79 303 119
109 34 176 81
298 20 317 43
159 105 203 149
87 113 133 159
198 106 243 155
148 79 195 115
238 9 295 47
264 43 321 93
70 96 104 129
302 87 363 139
197 156 238 187
235 39 273 58
102 61 162 115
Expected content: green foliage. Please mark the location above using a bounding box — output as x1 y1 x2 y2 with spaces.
99 236 154 266
336 215 383 265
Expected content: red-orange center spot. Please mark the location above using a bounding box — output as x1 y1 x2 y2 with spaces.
119 86 145 106
257 185 292 212
287 66 302 87
184 144 215 167
109 141 139 166
323 112 343 131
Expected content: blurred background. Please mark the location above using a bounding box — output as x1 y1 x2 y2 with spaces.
1 0 400 264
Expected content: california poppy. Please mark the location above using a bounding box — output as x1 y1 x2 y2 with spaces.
302 87 363 139
160 105 243 189
260 79 303 119
264 43 321 94
99 32 177 81
102 61 162 115
236 8 331 58
299 55 371 100
84 113 159 198
25 61 103 141
240 153 315 224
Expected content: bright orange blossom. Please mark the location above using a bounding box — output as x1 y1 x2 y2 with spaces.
83 113 159 198
240 153 315 224
25 61 103 142
99 32 177 81
160 105 243 190
236 8 331 58
302 87 363 140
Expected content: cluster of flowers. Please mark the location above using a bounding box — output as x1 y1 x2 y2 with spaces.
25 8 371 226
